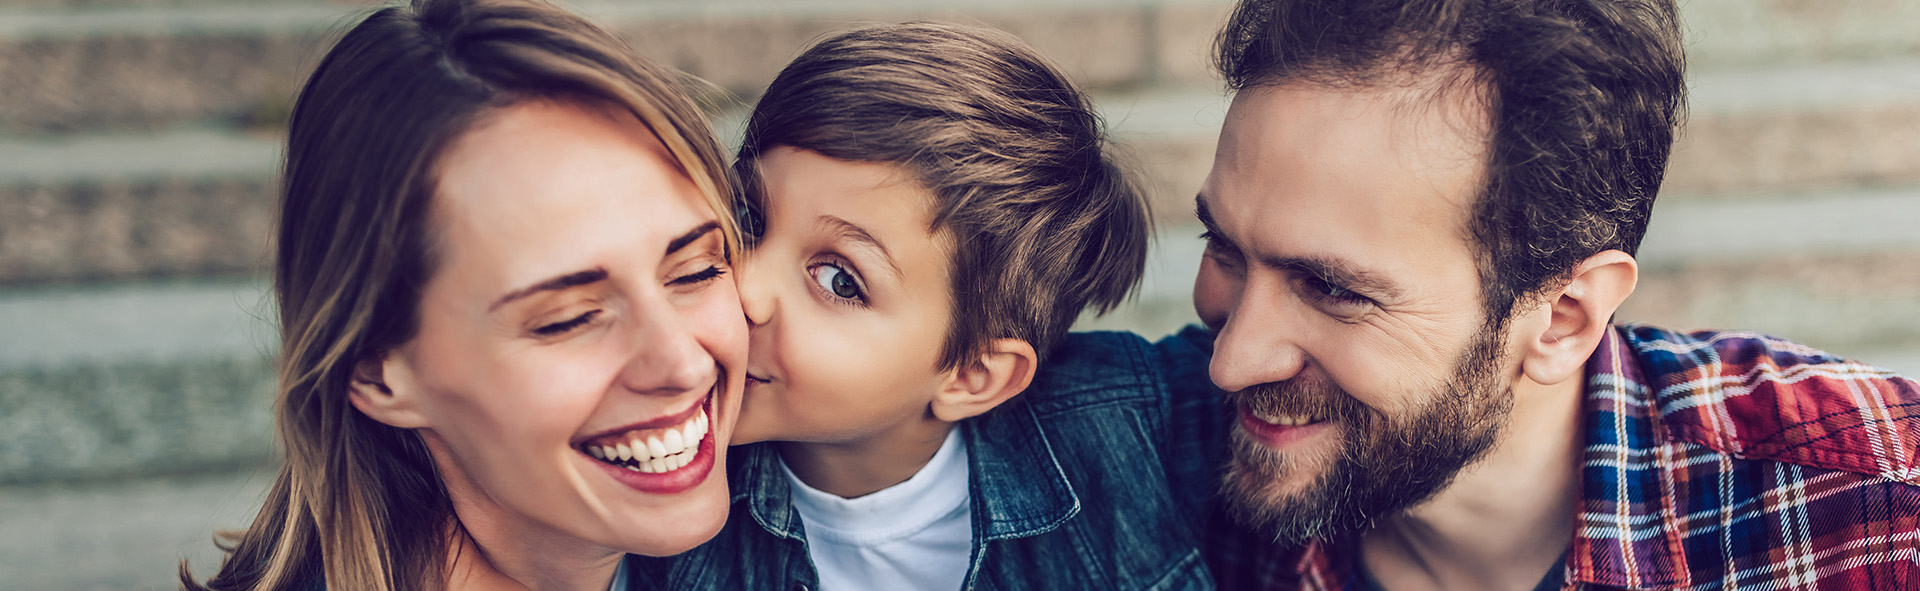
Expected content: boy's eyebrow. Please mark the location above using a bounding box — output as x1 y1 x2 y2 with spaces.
816 215 904 281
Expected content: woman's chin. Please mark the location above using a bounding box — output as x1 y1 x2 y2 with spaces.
603 479 731 556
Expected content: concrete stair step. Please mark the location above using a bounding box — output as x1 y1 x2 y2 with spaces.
1082 185 1920 377
0 467 274 591
8 0 1920 132
1683 0 1920 69
0 279 277 485
0 128 279 285
0 0 1234 132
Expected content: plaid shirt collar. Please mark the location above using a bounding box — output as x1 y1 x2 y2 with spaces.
1255 324 1920 590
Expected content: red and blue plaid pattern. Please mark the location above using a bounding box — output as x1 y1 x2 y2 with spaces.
1208 324 1920 590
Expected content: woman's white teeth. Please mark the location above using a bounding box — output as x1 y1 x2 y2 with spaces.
587 407 710 474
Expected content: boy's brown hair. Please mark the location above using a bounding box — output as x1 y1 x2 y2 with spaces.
734 22 1150 370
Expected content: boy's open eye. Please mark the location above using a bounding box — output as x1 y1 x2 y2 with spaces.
734 195 765 248
808 262 867 304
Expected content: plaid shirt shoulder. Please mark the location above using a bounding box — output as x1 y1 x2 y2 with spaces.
1207 324 1920 591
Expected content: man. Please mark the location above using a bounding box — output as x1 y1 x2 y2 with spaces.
1191 0 1920 590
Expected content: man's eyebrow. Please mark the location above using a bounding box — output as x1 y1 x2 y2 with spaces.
1195 194 1225 238
490 268 609 312
1195 194 1403 300
1195 193 1241 255
667 221 722 256
816 215 903 280
1263 255 1404 300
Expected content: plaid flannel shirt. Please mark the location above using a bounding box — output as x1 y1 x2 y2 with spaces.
1208 323 1920 591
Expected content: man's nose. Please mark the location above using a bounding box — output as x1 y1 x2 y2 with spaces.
1210 275 1307 392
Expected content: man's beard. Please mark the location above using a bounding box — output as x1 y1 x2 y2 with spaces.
1218 327 1513 545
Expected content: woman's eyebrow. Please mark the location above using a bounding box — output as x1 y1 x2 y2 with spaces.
666 221 722 256
816 215 903 281
490 268 609 311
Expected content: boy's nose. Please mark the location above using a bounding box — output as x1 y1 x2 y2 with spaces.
737 257 776 327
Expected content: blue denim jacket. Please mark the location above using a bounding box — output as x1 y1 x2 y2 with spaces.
631 327 1228 590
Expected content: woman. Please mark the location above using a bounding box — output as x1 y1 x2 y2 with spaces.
181 0 745 589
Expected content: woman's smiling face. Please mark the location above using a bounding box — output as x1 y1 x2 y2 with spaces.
351 99 746 558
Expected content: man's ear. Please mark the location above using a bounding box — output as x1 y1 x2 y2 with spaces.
1520 249 1638 386
347 349 432 429
930 339 1039 423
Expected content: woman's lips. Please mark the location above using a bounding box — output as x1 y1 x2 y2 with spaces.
586 394 719 495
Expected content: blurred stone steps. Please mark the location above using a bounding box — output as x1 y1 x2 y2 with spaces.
7 0 1919 132
1621 186 1920 357
0 0 1232 133
0 128 278 285
0 279 277 485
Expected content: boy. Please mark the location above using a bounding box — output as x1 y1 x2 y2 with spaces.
637 22 1225 589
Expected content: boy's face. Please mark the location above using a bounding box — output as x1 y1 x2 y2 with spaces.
732 146 958 445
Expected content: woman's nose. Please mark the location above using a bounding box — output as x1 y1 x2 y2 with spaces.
619 305 717 396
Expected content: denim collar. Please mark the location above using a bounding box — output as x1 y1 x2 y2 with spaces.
735 399 1080 543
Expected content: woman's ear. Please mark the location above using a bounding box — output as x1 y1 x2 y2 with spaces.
1519 249 1638 386
930 339 1039 423
347 350 432 429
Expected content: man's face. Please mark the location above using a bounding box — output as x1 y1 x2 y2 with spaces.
1194 80 1517 543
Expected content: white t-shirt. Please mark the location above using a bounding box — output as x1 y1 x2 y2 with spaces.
781 428 973 591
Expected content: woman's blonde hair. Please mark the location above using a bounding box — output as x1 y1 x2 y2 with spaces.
181 1 736 589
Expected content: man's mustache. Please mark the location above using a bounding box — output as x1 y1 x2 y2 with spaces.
1221 376 1372 425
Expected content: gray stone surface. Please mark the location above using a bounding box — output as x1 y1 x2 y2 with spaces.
0 467 276 591
0 280 277 484
1682 0 1920 68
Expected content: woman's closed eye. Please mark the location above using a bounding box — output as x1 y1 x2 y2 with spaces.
808 261 868 306
533 309 602 336
669 265 726 287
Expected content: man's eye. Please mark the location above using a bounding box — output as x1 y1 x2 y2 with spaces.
534 310 600 336
809 263 866 303
1200 231 1244 272
1300 276 1373 311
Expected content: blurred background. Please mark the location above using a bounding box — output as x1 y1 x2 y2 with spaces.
0 0 1915 588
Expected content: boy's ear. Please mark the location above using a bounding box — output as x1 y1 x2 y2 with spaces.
347 349 432 429
930 338 1039 423
1519 249 1638 387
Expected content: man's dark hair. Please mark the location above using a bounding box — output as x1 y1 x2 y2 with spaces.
736 22 1150 369
1215 0 1686 323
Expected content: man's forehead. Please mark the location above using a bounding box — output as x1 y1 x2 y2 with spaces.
1201 79 1490 286
1214 81 1487 219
